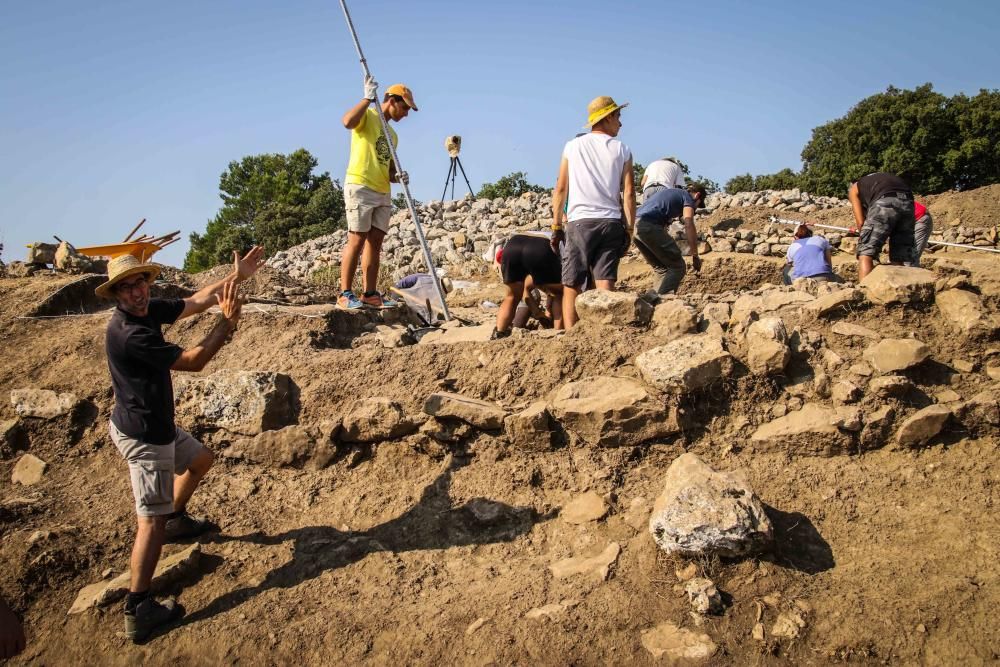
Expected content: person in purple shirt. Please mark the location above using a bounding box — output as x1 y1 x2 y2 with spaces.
783 225 842 284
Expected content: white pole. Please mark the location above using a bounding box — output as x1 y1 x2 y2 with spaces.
337 0 452 320
769 216 1000 255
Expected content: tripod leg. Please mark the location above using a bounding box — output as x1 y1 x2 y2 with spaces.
451 159 456 200
456 157 474 197
441 158 455 202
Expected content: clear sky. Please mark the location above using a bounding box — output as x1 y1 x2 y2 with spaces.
2 0 997 268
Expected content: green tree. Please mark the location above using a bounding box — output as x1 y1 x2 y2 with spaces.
184 149 345 272
476 171 549 199
725 173 755 193
753 168 801 191
943 88 1000 190
392 192 423 212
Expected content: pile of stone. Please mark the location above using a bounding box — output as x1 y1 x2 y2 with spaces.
704 188 848 213
266 190 1000 282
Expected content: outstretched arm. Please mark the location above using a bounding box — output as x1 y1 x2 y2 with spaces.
172 280 243 372
622 158 636 236
550 158 570 252
682 205 701 272
179 246 264 320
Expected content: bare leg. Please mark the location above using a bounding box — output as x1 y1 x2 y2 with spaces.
595 279 615 291
172 448 214 514
858 255 875 281
361 228 386 293
340 231 369 292
496 281 524 332
545 286 564 330
563 285 581 328
130 516 167 593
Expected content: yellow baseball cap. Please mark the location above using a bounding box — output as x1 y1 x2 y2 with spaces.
385 84 418 111
584 95 628 128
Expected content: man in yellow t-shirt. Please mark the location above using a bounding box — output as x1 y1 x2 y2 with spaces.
339 74 418 309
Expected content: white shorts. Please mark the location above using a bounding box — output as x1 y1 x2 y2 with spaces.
345 183 392 234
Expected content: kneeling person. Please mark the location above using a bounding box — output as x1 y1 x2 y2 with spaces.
633 184 705 294
783 225 841 284
99 247 263 642
848 172 916 280
494 233 563 338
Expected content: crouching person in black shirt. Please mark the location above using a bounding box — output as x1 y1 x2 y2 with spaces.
97 246 264 642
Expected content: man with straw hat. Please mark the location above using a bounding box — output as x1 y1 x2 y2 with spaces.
551 96 635 328
98 245 264 642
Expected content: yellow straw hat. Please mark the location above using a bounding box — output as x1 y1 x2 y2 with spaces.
584 95 629 129
95 254 160 299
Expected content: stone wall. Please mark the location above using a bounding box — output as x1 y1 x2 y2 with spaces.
267 189 998 280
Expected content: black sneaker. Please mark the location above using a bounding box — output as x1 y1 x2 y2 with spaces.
164 512 214 542
124 597 182 643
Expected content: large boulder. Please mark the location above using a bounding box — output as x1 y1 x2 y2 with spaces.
859 265 936 305
226 423 338 470
423 392 507 429
10 388 80 419
862 339 930 374
504 401 554 451
895 405 952 447
574 290 653 327
730 290 814 324
173 370 294 436
744 317 790 376
935 289 999 336
636 334 733 393
652 300 698 340
547 376 678 447
340 397 417 443
751 403 853 456
803 288 865 317
649 453 772 558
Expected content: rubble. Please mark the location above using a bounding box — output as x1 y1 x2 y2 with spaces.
636 334 733 393
862 339 931 374
173 370 295 436
10 388 80 419
574 289 653 326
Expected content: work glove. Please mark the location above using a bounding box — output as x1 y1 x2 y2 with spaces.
691 254 703 273
398 170 409 185
363 74 378 101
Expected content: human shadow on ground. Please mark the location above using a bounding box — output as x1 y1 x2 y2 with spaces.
763 504 835 575
179 454 549 627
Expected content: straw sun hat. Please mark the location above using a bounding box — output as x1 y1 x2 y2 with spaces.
95 254 161 299
584 96 629 129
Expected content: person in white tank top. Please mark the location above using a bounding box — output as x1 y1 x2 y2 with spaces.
550 96 636 328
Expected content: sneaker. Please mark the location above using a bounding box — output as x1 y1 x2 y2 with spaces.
338 290 363 310
361 291 398 309
164 512 213 542
124 597 182 643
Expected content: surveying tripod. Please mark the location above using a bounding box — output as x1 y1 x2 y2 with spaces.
441 155 474 201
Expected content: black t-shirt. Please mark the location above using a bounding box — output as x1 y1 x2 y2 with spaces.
856 173 911 209
106 298 185 444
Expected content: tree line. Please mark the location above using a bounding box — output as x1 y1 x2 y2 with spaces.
725 84 1000 195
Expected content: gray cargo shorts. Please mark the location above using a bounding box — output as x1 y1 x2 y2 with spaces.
857 193 916 264
561 217 628 287
110 421 207 517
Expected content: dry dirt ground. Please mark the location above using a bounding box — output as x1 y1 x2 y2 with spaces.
1 195 999 665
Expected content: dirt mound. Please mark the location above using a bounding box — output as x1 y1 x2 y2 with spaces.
2 227 1000 663
924 183 1000 229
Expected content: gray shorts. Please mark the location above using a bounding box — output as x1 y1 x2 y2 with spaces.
345 183 392 234
908 213 933 266
856 193 916 263
110 421 207 517
562 217 628 287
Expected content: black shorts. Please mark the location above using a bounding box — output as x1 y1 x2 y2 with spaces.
561 218 628 287
501 235 562 286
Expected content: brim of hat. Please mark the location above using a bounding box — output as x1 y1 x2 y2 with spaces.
95 265 161 299
583 101 629 129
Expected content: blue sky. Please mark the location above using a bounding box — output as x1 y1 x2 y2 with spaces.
2 0 997 268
